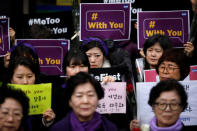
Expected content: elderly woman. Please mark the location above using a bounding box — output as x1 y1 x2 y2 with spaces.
0 86 29 131
130 79 189 131
156 48 190 81
50 72 118 131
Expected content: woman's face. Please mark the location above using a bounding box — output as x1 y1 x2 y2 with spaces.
11 65 35 85
145 43 163 69
86 47 104 68
66 59 89 77
0 98 23 131
158 61 181 81
153 91 183 127
191 0 197 11
69 82 98 122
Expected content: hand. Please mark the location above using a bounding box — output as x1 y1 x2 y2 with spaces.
9 27 16 45
130 119 140 130
139 48 145 58
43 109 56 122
4 52 10 68
184 42 194 57
102 76 115 84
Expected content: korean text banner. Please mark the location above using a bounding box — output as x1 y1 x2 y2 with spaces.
8 83 52 115
137 10 189 49
0 18 10 56
80 3 131 41
137 81 197 126
96 82 126 114
16 39 70 75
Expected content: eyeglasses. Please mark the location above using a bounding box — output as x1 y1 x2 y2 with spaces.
154 102 181 111
158 65 179 73
0 108 23 120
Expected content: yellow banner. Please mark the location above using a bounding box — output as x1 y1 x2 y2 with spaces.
56 0 73 6
8 83 52 115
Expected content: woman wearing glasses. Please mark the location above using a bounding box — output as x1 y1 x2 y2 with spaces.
0 86 29 131
130 79 190 131
135 35 173 82
156 48 190 81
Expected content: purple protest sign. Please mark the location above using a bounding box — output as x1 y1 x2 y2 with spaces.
0 18 10 56
16 39 70 75
138 10 190 48
80 3 131 41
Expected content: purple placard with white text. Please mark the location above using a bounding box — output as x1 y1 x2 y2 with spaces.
80 3 131 41
0 18 10 56
138 10 190 49
16 39 70 75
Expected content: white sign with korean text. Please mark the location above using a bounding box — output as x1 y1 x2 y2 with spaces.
137 81 197 126
96 82 126 114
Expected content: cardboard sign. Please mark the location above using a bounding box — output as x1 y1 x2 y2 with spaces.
144 69 158 82
89 67 126 82
103 0 142 21
138 10 189 49
8 83 52 115
143 66 197 82
16 39 70 75
190 65 197 80
0 18 9 56
96 82 126 114
80 3 131 41
22 12 74 39
137 81 197 126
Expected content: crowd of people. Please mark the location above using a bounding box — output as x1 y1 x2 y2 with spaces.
0 0 197 131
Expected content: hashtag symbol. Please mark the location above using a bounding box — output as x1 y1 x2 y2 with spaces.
91 13 98 20
149 21 155 28
28 19 33 26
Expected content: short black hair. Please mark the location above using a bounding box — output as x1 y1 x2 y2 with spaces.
65 72 104 111
156 48 190 80
148 79 188 111
0 86 29 127
81 37 108 57
8 56 40 84
143 34 172 55
10 43 40 74
62 48 90 74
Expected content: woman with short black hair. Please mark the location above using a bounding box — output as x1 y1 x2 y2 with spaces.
156 48 190 81
130 79 191 131
0 86 29 131
50 72 118 131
